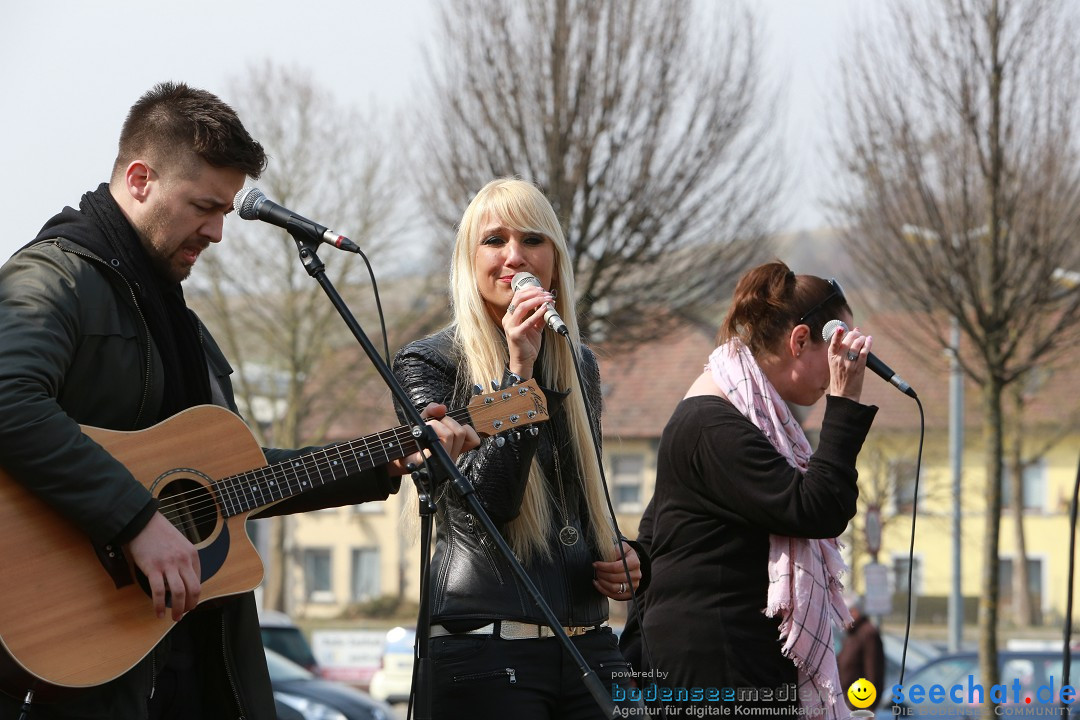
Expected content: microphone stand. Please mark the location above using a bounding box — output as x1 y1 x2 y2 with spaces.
282 223 618 719
404 463 437 720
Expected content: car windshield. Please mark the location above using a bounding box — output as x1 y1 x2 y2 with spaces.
883 634 938 671
261 627 318 669
264 648 314 682
882 633 942 690
905 656 977 690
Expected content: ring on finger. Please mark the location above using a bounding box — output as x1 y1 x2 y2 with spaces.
846 351 858 362
618 582 626 594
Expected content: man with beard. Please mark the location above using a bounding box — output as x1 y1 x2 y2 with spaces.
0 81 477 720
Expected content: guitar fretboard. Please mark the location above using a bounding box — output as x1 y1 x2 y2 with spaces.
212 424 428 517
203 381 546 517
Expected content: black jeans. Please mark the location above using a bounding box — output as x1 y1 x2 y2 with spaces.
426 627 635 719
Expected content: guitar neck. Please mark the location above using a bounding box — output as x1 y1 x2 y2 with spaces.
208 379 550 518
213 422 426 518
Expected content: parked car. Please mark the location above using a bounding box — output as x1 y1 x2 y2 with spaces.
260 609 322 676
887 649 1080 717
266 647 395 720
881 632 942 692
273 696 306 720
368 626 416 704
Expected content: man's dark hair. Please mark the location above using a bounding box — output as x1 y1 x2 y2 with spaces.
112 81 267 180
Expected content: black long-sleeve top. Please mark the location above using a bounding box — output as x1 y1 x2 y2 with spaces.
642 394 877 698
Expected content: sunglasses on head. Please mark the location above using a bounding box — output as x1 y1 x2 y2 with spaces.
796 278 847 327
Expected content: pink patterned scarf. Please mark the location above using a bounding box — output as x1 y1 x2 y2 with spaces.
706 339 852 719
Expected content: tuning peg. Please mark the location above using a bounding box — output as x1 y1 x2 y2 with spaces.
491 379 500 391
496 369 524 391
472 384 484 396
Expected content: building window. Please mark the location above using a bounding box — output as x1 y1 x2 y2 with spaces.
999 557 1044 607
303 548 334 603
351 547 381 602
890 554 923 596
890 458 920 513
611 453 645 512
1002 460 1046 511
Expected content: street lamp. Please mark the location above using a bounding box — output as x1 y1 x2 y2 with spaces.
901 224 965 653
947 315 964 652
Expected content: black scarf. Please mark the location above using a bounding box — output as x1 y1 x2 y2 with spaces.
31 184 213 421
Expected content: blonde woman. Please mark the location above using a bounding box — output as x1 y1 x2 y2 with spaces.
393 178 646 719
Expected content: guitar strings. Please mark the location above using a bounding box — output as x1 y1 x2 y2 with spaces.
156 422 432 525
156 426 424 526
156 390 538 522
155 405 476 524
154 397 531 526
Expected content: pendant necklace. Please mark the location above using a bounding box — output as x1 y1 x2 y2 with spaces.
549 428 579 547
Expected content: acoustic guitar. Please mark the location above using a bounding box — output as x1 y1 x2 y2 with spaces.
0 381 548 699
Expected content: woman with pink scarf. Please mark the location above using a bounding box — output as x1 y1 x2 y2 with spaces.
640 261 877 718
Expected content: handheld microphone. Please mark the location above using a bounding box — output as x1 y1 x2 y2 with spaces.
822 319 917 398
233 188 360 252
511 272 568 335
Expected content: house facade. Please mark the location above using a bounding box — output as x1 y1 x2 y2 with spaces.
269 315 1080 629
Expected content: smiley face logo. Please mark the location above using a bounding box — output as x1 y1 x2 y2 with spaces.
847 678 877 709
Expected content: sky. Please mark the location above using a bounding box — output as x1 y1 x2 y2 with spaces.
0 0 868 264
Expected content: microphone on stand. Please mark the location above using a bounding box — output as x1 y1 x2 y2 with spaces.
233 187 360 252
823 319 917 398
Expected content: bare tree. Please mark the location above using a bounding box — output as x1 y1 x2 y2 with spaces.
189 63 405 612
416 0 783 342
843 434 961 614
1004 365 1080 627
834 0 1080 696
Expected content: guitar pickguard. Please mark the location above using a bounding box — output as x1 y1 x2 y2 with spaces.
131 469 234 604
133 521 231 604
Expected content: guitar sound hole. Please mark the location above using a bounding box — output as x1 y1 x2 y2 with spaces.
157 478 218 544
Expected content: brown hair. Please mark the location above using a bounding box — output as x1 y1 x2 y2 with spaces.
111 81 267 181
719 260 850 357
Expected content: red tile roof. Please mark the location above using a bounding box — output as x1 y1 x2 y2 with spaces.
800 309 1080 434
595 311 1080 439
594 323 717 438
315 311 1078 446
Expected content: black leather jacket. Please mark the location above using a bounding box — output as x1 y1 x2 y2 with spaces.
393 327 613 627
0 238 398 719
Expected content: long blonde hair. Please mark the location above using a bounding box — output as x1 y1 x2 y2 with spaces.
450 178 616 563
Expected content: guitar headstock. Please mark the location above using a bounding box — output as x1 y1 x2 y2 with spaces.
465 379 550 437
